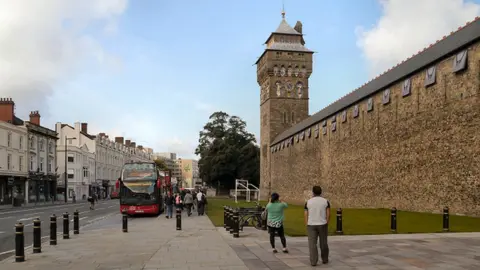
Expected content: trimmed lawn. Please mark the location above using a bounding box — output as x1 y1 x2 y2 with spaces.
206 198 480 236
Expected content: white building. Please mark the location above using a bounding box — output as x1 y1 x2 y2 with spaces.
0 119 28 207
56 122 96 201
55 124 154 201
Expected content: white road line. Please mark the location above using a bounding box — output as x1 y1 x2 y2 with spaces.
79 217 88 221
0 203 89 215
24 224 32 227
108 205 115 208
0 216 13 220
96 208 105 210
0 231 5 234
18 216 37 222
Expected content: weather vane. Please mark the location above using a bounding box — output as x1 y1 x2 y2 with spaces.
281 0 286 18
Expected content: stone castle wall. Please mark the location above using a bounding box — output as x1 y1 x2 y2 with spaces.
270 41 480 215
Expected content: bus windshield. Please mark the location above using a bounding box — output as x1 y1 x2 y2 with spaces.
122 163 156 181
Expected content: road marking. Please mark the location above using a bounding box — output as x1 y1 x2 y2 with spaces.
0 203 89 215
0 216 13 220
108 205 116 208
79 217 87 221
96 207 105 210
24 224 33 227
18 216 38 222
0 231 5 234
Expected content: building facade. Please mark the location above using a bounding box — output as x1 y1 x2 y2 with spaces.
0 118 28 206
177 159 200 188
259 15 480 215
56 122 96 201
26 112 58 203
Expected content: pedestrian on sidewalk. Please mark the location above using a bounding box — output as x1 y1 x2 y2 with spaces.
304 186 330 266
265 192 288 253
164 192 174 218
175 193 183 211
183 190 194 216
196 190 206 216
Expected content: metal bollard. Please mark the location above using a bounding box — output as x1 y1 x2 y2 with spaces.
223 206 227 228
33 218 41 253
122 210 128 233
336 208 343 234
233 209 239 238
229 208 234 234
443 207 449 232
225 207 231 231
176 208 182 230
63 212 69 239
15 223 25 262
73 210 80 234
50 214 57 245
391 207 397 233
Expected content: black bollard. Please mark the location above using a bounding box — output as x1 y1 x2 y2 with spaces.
63 212 69 239
73 210 79 234
33 218 41 253
443 207 449 232
336 208 343 235
176 208 181 230
390 207 397 233
225 207 231 231
122 210 128 233
15 223 25 262
50 214 57 245
229 208 234 234
233 209 239 238
223 206 227 228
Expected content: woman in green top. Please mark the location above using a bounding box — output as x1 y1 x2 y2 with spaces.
266 192 288 253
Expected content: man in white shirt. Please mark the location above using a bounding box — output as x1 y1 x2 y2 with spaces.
304 186 330 266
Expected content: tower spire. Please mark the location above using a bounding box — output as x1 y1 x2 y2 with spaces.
281 0 285 19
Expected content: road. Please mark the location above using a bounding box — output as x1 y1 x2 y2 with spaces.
0 199 120 261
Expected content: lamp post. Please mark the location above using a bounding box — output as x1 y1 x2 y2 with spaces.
64 136 76 203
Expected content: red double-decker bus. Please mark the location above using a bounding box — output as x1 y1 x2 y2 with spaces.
118 161 172 215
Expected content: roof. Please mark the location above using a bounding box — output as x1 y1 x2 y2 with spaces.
255 17 313 65
275 19 301 35
61 123 96 140
271 17 480 145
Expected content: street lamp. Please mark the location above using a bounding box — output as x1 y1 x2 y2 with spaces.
64 136 76 203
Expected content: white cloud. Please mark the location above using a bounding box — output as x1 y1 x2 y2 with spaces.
0 0 128 115
356 0 480 78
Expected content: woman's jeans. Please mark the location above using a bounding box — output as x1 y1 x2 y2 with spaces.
268 225 286 249
166 205 173 218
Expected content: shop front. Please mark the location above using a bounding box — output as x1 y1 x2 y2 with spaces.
0 175 27 207
28 172 56 203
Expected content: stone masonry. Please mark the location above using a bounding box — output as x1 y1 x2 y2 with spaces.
259 15 480 215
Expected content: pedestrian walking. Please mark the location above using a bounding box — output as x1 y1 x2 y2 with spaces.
88 193 95 210
164 192 174 219
304 186 330 266
175 193 183 210
183 190 194 216
265 192 288 253
196 190 206 215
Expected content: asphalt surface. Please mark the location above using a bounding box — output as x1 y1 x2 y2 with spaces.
0 199 121 261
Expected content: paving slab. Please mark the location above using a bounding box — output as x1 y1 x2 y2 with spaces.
219 227 480 270
0 211 248 270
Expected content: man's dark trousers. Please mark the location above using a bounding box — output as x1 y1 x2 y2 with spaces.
307 224 329 265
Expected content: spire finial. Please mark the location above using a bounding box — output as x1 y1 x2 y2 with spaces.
281 0 285 19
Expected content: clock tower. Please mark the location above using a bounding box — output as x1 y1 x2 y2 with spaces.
256 11 314 198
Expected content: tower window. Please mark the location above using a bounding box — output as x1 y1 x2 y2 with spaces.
291 112 295 123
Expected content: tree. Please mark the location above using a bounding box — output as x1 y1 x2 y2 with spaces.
154 158 169 171
196 111 260 190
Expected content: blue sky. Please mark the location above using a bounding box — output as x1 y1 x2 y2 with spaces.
2 0 479 158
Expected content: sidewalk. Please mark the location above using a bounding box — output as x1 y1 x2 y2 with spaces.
0 212 249 270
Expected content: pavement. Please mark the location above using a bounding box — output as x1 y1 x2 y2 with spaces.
0 199 120 261
1 205 480 269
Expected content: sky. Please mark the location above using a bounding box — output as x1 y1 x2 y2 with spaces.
0 0 479 159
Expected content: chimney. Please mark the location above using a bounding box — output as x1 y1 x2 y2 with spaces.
115 137 124 144
0 98 15 123
138 145 143 150
99 132 106 137
130 142 136 148
294 21 303 34
81 123 88 133
29 111 41 126
125 140 131 146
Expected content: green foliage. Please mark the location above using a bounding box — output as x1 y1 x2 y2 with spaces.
196 111 260 189
154 158 169 171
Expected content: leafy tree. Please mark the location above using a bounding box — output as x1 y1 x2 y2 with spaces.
154 158 169 171
196 111 260 190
